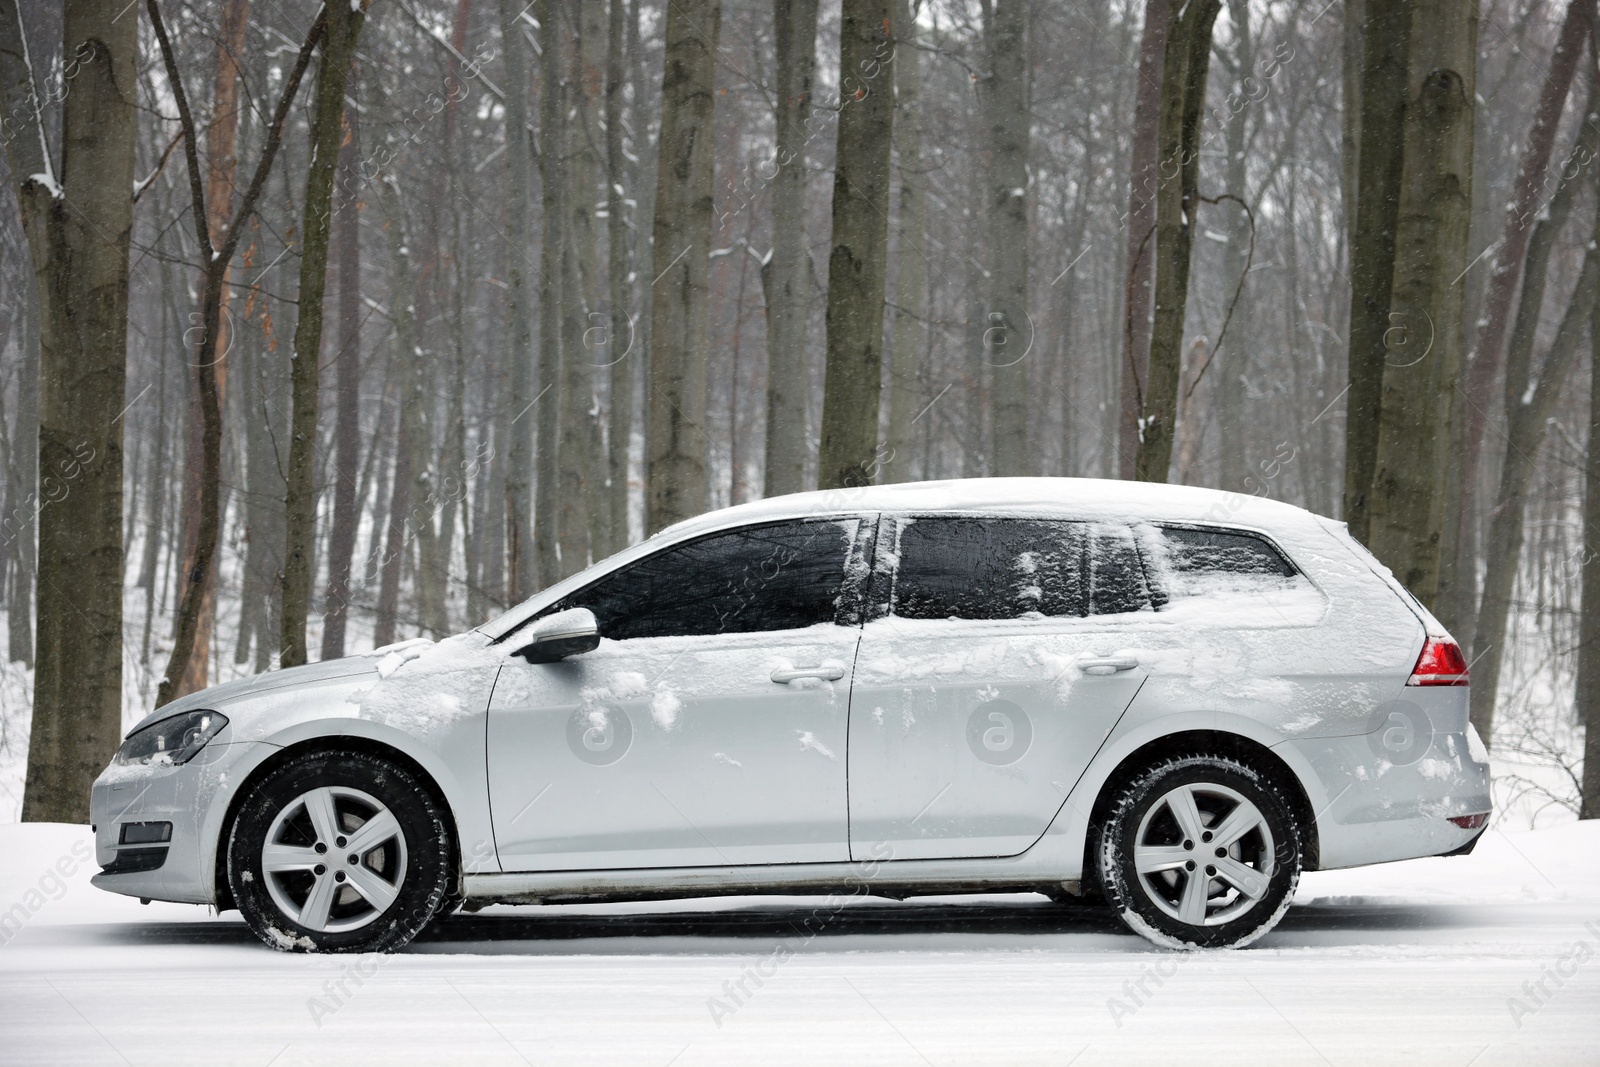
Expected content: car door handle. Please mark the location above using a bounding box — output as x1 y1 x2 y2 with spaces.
1079 656 1139 676
771 665 846 684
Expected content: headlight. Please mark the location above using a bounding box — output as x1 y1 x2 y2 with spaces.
115 710 229 767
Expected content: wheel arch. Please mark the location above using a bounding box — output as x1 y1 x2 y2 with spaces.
213 734 462 911
1064 722 1322 892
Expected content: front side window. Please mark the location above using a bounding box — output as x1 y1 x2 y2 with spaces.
890 518 1153 621
553 519 862 640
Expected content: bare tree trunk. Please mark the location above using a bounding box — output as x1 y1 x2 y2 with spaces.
498 0 537 599
6 246 37 667
1216 0 1253 490
1342 0 1414 541
1364 0 1477 606
168 0 251 695
1581 298 1600 819
1119 0 1170 480
557 0 606 577
534 0 565 583
985 0 1031 477
646 0 721 529
762 0 820 497
150 0 318 704
1341 0 1363 256
1451 0 1592 638
605 0 634 547
321 101 363 660
817 0 896 490
883 0 926 486
1135 0 1221 483
375 177 422 648
1470 90 1600 745
1 0 135 821
281 0 367 667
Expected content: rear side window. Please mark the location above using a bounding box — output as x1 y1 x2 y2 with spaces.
555 519 861 639
1143 525 1299 602
889 518 1152 621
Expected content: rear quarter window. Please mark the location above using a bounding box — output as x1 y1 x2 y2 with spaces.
1139 524 1310 608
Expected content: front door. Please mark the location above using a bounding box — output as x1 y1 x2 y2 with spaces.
488 517 874 872
847 516 1148 861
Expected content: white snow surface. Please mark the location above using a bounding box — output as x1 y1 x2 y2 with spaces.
3 821 1598 1065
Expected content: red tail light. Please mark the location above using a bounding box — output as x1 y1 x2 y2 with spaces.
1407 637 1469 686
1448 813 1488 830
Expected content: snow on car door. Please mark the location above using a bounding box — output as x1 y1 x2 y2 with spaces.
846 517 1148 861
487 517 873 871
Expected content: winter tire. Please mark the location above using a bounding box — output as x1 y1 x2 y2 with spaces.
1094 753 1301 949
228 750 452 953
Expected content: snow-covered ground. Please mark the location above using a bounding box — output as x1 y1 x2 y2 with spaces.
2 821 1597 1065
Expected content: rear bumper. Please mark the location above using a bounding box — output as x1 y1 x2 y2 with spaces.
1280 721 1492 870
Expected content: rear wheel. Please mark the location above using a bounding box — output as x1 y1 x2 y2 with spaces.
228 750 452 953
1094 753 1300 949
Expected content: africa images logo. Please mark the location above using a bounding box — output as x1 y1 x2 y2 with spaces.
567 706 633 766
966 698 1033 766
1364 698 1433 767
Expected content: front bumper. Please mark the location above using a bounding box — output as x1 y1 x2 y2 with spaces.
89 740 268 905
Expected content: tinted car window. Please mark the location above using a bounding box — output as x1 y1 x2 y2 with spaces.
555 519 860 640
1145 525 1298 601
892 518 1092 620
1087 523 1152 615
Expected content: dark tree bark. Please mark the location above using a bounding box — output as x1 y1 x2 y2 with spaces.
1342 0 1414 540
5 236 37 667
646 0 721 529
605 0 634 548
985 0 1031 477
1 0 135 820
148 0 322 701
883 0 926 486
280 0 368 667
321 100 363 661
1118 0 1170 480
1364 0 1477 607
817 0 896 490
1469 83 1600 745
1581 292 1600 819
169 0 250 697
1135 0 1221 483
1216 0 1253 491
1471 189 1599 748
374 176 423 648
762 0 820 497
499 0 537 599
557 0 606 577
1450 0 1592 641
534 0 565 583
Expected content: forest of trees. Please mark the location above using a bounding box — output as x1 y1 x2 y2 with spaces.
0 0 1598 823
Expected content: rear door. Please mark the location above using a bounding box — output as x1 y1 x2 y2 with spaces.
488 517 873 871
846 516 1149 861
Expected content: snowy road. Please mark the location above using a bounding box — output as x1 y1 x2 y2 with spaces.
3 822 1598 1066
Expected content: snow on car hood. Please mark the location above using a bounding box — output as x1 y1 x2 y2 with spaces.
122 656 379 737
120 634 503 739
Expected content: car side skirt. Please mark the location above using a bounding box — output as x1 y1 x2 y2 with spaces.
463 860 1082 907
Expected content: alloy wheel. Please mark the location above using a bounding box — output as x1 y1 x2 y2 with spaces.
1131 782 1275 928
260 785 409 933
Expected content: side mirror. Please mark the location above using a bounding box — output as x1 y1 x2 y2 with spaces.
514 607 600 664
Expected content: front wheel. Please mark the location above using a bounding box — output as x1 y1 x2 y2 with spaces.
1094 753 1301 949
228 750 453 953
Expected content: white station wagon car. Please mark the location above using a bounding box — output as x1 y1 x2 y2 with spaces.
92 478 1491 951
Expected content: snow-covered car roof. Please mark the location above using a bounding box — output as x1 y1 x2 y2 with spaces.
658 477 1320 539
477 478 1330 641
